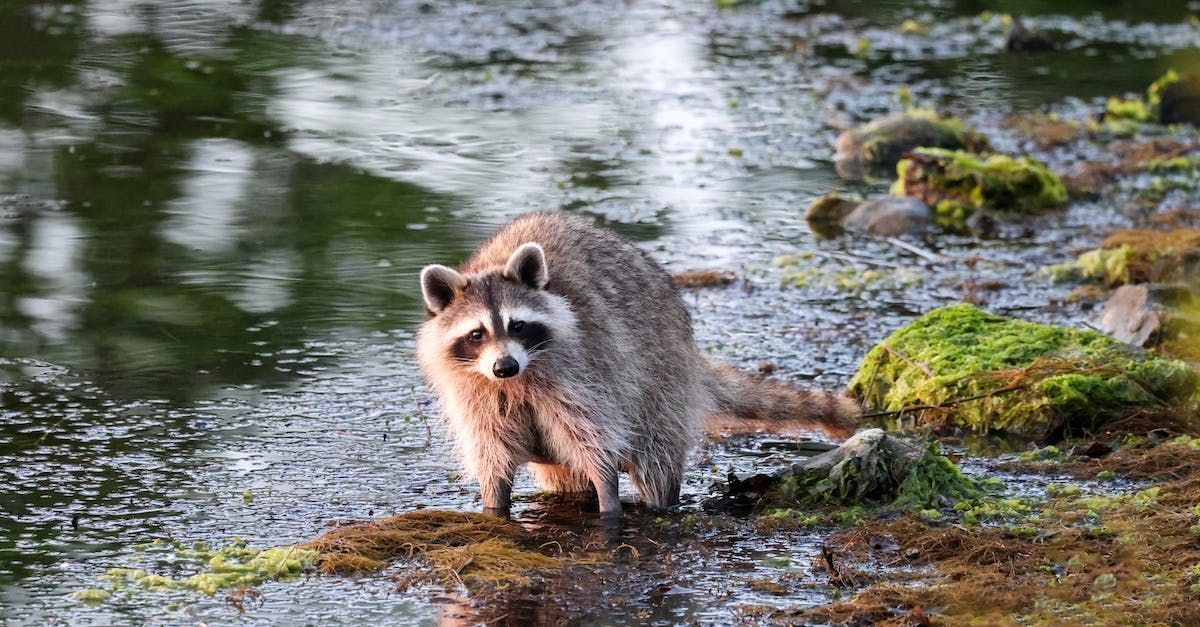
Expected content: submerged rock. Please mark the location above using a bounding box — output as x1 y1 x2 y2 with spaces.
847 304 1197 440
805 192 862 224
805 192 862 238
805 193 933 237
890 148 1067 230
1005 19 1058 52
835 111 983 180
841 196 933 236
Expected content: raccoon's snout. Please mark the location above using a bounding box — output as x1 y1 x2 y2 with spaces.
493 356 520 378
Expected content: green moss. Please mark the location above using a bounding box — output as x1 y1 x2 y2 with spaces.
890 148 1067 229
847 304 1197 439
1105 97 1154 122
1147 69 1180 108
892 443 983 510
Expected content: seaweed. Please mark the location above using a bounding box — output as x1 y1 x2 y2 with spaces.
847 304 1197 440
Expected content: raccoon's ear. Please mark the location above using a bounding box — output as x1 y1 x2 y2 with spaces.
420 265 467 314
504 243 548 290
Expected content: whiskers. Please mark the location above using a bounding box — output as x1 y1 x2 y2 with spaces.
525 339 553 362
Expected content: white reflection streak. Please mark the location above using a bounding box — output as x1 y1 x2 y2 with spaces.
162 138 254 256
21 214 87 342
613 16 732 216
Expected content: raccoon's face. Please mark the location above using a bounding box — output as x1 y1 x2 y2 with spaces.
419 243 575 381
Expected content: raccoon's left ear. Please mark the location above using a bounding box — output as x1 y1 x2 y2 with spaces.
420 264 467 314
504 243 549 290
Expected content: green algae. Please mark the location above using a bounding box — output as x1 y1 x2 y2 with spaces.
890 148 1067 230
69 588 111 604
773 253 922 292
1043 246 1133 286
847 304 1197 439
74 539 318 604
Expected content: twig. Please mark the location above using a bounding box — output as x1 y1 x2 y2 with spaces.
885 237 948 263
807 249 901 269
880 343 934 378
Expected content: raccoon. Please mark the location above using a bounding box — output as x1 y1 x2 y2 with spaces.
416 212 858 517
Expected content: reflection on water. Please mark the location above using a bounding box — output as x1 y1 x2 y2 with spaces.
1 0 1198 623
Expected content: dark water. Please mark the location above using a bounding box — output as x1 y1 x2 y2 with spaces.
1 0 1198 624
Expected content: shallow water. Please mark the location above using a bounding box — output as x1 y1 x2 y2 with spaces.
2 0 1198 624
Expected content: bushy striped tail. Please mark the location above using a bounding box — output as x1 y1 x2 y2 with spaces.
703 360 859 439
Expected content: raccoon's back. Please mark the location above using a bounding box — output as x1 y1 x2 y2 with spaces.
465 213 699 394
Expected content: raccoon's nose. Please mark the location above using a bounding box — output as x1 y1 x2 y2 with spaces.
492 356 520 378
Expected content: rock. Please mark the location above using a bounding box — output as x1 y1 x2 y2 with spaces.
891 148 1067 230
847 304 1197 441
835 111 978 180
1005 19 1058 52
841 196 933 236
1096 285 1200 363
710 429 984 512
805 193 862 224
1157 74 1200 126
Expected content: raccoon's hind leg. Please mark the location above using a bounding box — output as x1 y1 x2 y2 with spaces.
528 463 592 494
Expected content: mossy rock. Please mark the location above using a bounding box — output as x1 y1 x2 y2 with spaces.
890 148 1067 230
1044 229 1200 287
835 110 986 180
848 304 1197 440
717 429 986 514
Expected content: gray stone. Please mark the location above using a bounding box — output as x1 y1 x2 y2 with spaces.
842 196 933 236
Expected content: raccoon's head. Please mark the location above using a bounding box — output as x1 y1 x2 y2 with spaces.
418 243 576 381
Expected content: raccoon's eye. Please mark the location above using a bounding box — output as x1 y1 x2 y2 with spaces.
509 320 525 333
467 329 485 342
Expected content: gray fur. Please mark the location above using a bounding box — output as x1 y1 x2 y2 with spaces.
416 212 858 517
